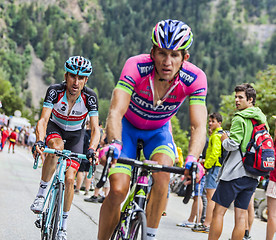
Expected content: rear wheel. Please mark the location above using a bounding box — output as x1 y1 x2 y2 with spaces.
129 211 147 240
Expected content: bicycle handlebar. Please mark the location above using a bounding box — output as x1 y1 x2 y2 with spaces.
33 148 95 178
96 146 186 188
43 148 87 159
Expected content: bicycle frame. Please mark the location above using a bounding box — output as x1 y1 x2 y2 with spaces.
99 142 188 240
34 148 90 239
44 155 66 233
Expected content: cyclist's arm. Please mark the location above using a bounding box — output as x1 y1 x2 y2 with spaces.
188 104 207 159
35 107 52 154
106 88 131 143
88 115 101 150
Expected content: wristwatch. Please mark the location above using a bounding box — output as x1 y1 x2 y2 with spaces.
110 139 123 147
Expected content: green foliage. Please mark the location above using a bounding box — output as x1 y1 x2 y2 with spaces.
254 65 276 134
1 89 24 116
219 65 276 134
171 116 190 158
0 0 275 131
98 98 110 126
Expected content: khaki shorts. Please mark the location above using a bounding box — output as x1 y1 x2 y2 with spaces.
266 180 276 199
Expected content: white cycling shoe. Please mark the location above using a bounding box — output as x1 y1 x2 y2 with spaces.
57 229 67 240
30 195 45 214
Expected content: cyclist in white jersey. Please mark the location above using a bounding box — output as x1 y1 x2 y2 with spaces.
98 20 207 240
30 56 100 240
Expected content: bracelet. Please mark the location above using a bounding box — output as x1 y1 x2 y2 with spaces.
109 139 123 147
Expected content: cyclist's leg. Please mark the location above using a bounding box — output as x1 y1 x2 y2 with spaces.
146 153 172 226
64 167 78 212
31 131 64 213
98 173 131 240
142 123 175 237
41 136 64 182
98 117 136 240
60 128 85 231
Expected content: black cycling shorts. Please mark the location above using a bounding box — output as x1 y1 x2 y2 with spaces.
46 120 85 155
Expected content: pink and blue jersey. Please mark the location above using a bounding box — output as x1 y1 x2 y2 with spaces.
116 54 207 130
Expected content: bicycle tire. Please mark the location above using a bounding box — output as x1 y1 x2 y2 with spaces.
128 211 147 240
111 219 124 240
41 212 49 240
51 182 63 240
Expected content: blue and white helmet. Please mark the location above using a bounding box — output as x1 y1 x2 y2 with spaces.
151 19 193 51
64 56 92 77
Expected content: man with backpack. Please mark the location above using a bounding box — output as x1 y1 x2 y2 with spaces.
208 83 270 240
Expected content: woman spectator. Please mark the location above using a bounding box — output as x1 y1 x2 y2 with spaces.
266 115 276 240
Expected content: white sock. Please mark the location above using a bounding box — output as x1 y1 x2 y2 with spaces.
147 227 157 240
37 180 50 198
62 211 69 230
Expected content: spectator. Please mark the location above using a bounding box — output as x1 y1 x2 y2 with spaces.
74 120 93 196
266 115 276 240
84 134 110 203
0 126 9 151
208 83 266 240
193 112 223 233
18 128 26 147
27 128 36 151
177 138 208 228
244 194 255 239
84 163 110 203
8 127 18 153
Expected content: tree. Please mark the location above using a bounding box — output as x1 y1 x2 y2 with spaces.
219 65 276 134
1 89 24 116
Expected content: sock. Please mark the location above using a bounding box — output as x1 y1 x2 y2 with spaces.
244 230 249 237
37 180 50 198
147 227 157 240
61 211 69 230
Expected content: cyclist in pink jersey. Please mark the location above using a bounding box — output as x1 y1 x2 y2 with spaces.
98 19 207 240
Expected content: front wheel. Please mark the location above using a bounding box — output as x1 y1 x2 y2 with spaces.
111 217 124 240
129 211 147 240
50 182 63 239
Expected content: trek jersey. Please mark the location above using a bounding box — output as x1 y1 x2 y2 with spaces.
43 83 98 131
116 54 207 130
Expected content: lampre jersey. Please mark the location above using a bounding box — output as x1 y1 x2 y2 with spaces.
116 54 207 130
43 83 98 131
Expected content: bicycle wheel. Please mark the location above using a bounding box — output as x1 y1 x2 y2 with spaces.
129 211 147 240
111 218 124 240
51 182 63 239
41 212 49 240
43 182 63 240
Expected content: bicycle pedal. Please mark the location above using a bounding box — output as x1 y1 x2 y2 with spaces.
34 219 41 229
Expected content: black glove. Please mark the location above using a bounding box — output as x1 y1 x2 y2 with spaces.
32 140 45 154
86 148 96 161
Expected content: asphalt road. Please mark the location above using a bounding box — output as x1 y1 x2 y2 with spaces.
0 145 267 240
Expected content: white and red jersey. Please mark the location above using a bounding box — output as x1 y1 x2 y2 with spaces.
43 83 98 131
116 54 207 130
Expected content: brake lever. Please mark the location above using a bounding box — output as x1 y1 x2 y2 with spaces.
96 146 114 188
